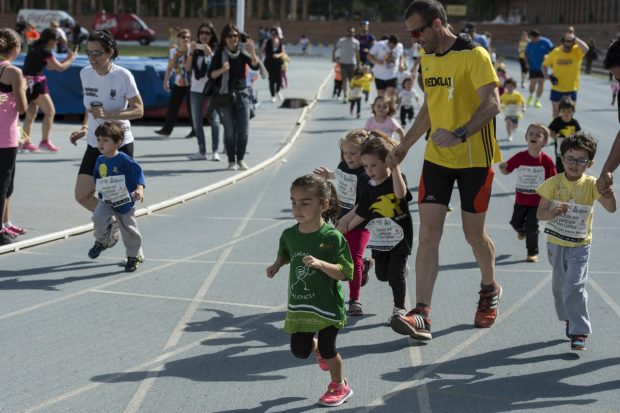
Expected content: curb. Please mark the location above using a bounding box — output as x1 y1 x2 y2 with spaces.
0 71 333 255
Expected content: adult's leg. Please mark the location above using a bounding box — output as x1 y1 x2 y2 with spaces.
234 94 251 162
535 78 544 98
415 203 447 305
551 100 559 118
219 105 236 163
189 92 206 154
160 85 187 134
34 94 56 142
461 210 496 286
207 103 221 153
75 174 98 211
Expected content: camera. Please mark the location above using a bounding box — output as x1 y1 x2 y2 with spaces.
239 32 248 43
195 43 206 51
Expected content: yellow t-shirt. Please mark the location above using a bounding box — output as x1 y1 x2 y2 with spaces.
543 45 585 92
518 39 529 59
500 91 525 117
359 73 373 92
536 173 600 247
421 35 501 168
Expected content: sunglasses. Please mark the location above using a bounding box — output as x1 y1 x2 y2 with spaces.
227 33 239 39
562 156 589 166
85 49 105 57
179 35 191 39
407 21 433 39
199 30 212 35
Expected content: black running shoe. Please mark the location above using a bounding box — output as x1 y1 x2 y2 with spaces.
125 256 144 272
88 241 107 259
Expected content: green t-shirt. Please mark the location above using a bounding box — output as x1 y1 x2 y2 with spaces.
278 223 354 334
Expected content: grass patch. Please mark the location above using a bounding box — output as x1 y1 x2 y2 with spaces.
117 44 170 58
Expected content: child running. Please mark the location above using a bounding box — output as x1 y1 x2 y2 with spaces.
500 78 526 141
364 95 404 142
360 65 373 102
314 129 373 316
397 77 419 128
548 96 581 173
348 68 364 118
266 174 354 407
536 132 616 350
345 131 414 326
88 121 145 272
499 124 556 262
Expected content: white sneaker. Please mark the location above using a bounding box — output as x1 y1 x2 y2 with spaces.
228 162 238 170
237 160 249 170
387 307 406 326
212 152 221 161
507 134 513 141
271 96 276 103
187 152 206 160
277 91 284 101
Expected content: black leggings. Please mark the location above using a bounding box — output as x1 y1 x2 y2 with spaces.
373 250 408 309
0 147 17 220
510 204 539 256
160 85 192 134
266 63 283 97
290 325 339 360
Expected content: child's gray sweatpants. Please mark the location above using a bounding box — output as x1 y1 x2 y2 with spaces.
546 243 592 335
93 201 142 258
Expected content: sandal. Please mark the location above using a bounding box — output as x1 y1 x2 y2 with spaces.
348 300 363 316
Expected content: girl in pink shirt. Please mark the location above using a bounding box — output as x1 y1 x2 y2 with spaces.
364 95 404 141
0 28 28 245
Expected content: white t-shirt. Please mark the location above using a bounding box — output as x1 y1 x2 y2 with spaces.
369 40 404 80
80 64 140 148
190 53 211 93
399 89 418 108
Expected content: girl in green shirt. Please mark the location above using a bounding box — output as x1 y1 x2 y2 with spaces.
266 174 354 407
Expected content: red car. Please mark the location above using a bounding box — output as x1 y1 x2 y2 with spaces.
93 11 155 45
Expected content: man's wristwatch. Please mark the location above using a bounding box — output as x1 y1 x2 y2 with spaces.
454 126 468 143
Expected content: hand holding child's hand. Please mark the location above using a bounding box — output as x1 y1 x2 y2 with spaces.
597 172 614 198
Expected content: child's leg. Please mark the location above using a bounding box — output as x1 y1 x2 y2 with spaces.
563 245 592 335
407 107 414 122
349 100 355 114
400 106 407 126
386 252 408 310
317 326 343 384
116 209 143 257
290 331 315 359
345 229 371 302
524 206 539 256
504 118 511 137
364 90 369 102
355 99 361 116
92 201 114 244
509 204 527 234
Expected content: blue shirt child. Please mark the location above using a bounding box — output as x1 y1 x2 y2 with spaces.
93 152 146 215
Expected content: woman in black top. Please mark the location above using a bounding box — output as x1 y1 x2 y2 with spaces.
261 27 285 103
208 23 259 171
21 28 76 152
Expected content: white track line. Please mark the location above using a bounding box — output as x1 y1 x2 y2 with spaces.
90 289 278 310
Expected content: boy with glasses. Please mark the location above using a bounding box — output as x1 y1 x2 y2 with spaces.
536 132 616 351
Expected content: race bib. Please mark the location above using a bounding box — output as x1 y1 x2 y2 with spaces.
96 175 131 207
504 104 520 117
544 200 591 243
335 169 357 209
515 166 545 194
366 218 404 251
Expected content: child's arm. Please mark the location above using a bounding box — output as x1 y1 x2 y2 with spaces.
598 187 617 212
336 205 357 233
395 126 405 141
312 166 335 180
498 162 510 175
536 197 569 221
266 256 288 278
391 164 407 199
346 213 366 232
302 255 347 281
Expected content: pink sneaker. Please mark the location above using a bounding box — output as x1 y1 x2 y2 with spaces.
38 140 59 152
318 379 353 407
314 349 329 371
7 225 26 235
20 142 39 152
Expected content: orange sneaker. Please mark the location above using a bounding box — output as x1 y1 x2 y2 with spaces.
474 284 502 328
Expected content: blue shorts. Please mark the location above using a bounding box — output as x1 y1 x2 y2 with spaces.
550 90 577 102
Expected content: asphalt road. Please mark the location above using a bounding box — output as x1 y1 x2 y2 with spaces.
2 54 620 413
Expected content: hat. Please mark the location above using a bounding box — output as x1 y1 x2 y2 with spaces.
463 23 474 34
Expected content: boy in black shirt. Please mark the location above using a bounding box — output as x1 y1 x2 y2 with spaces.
548 96 581 173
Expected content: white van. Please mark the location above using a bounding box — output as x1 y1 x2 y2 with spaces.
17 9 76 32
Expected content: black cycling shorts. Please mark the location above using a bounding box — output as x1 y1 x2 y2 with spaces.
418 160 494 213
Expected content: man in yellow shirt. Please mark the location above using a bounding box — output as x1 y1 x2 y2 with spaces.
389 0 503 342
542 32 589 118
